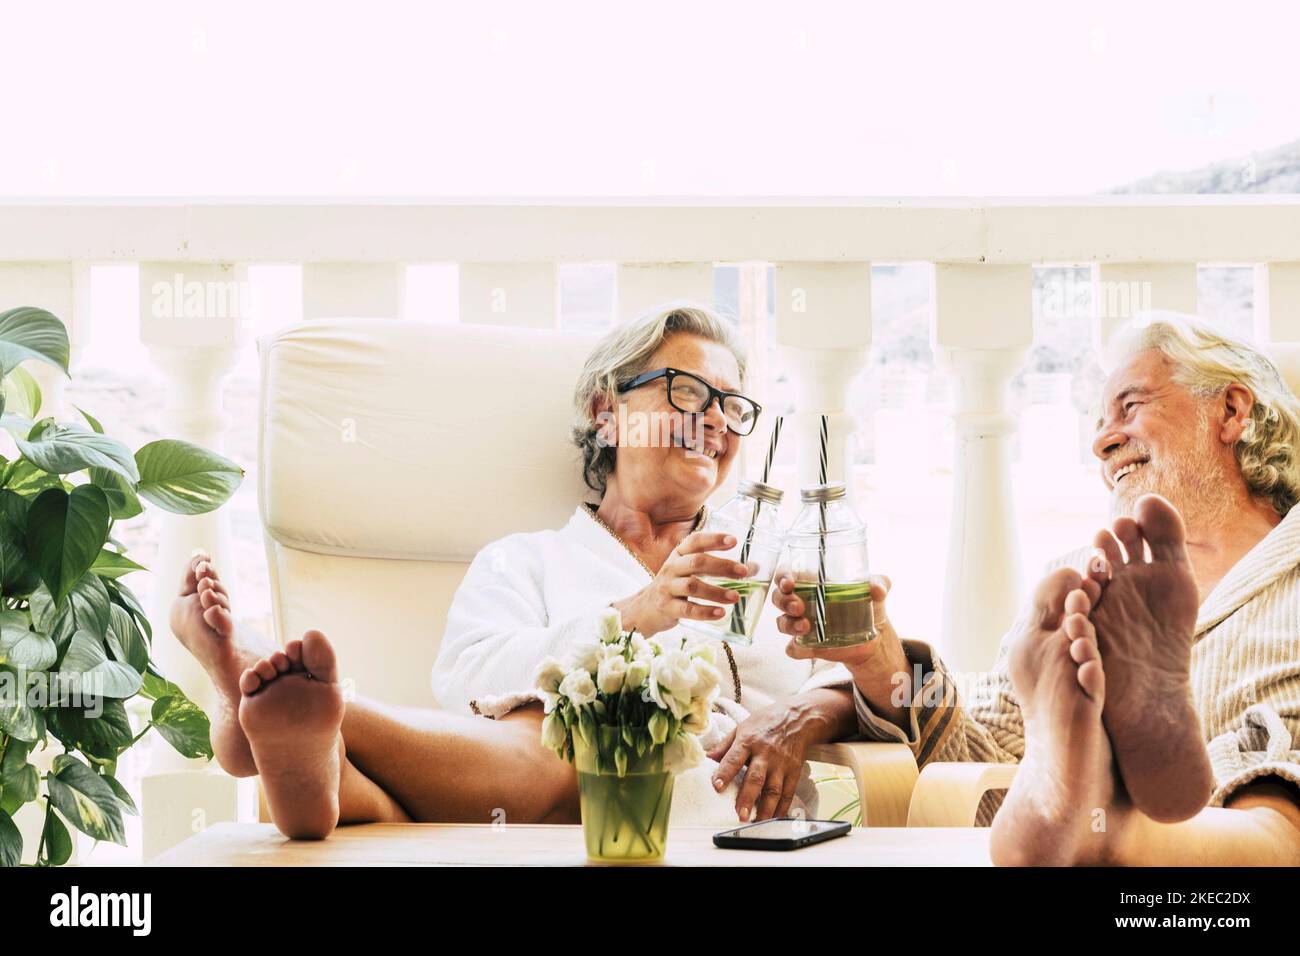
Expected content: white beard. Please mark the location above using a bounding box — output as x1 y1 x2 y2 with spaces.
1109 412 1233 531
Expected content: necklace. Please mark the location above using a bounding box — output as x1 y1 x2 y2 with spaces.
585 502 743 704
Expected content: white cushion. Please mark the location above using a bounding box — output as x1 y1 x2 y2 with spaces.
259 319 599 562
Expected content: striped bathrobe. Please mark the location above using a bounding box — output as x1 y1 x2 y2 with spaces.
854 504 1300 823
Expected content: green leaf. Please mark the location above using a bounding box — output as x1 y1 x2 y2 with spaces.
75 406 103 434
135 439 243 515
2 366 42 420
102 773 138 816
106 606 148 674
57 630 143 700
152 693 214 760
0 737 38 808
16 422 139 483
0 808 20 867
1 458 63 498
25 485 110 603
0 307 70 376
0 668 43 741
48 698 134 760
140 670 182 702
105 579 151 641
87 468 143 520
40 807 73 866
0 609 56 671
0 514 38 595
63 572 111 639
45 753 125 845
90 549 146 580
27 583 56 633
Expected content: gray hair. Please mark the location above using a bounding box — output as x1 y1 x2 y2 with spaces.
572 302 748 497
1105 311 1300 517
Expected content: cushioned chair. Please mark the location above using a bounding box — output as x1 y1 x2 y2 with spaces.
257 318 918 826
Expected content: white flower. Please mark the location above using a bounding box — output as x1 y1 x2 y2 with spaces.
597 608 624 644
568 640 603 674
533 657 566 695
558 669 597 706
541 712 568 751
625 659 650 690
682 695 711 735
691 659 722 699
652 649 699 702
596 655 627 694
663 732 705 774
629 635 653 662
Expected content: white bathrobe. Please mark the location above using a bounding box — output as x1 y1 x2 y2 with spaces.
431 504 854 825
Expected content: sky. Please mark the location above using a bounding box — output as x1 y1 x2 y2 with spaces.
2 0 1298 197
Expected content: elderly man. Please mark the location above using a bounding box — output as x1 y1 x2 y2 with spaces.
779 312 1300 865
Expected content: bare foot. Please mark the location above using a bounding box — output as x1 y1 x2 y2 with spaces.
990 568 1120 866
168 553 262 776
238 630 345 840
1090 494 1214 822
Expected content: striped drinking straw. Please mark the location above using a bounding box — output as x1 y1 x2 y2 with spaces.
813 414 829 643
739 415 783 566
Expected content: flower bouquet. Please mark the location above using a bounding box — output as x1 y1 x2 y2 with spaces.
535 610 720 863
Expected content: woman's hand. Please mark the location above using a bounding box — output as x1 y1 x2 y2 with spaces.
708 694 837 822
772 573 912 728
611 531 754 637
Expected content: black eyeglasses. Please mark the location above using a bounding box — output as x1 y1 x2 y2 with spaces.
616 367 762 436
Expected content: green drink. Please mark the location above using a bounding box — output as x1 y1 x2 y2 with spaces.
793 580 877 648
698 577 772 646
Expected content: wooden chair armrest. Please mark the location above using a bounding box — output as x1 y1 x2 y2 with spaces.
905 761 1018 827
805 742 919 828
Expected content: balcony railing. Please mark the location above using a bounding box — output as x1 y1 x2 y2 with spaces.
3 196 1299 857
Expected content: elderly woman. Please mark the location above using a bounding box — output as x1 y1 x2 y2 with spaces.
170 304 856 839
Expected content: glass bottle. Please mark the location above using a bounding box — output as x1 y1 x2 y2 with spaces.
786 482 878 648
680 479 785 645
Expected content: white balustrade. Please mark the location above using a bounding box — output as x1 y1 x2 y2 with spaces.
1259 262 1300 341
1092 262 1198 353
137 260 249 859
774 263 873 488
933 263 1033 673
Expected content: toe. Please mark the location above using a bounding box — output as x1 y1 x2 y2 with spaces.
1064 587 1091 617
253 658 277 681
300 630 339 683
1069 632 1099 663
179 553 208 596
284 639 304 665
1063 611 1093 641
270 651 292 674
1076 659 1105 702
202 604 234 637
239 668 262 696
1092 528 1122 567
1031 567 1082 629
1135 493 1190 563
1111 516 1144 563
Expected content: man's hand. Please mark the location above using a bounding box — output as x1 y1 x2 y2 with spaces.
708 691 848 822
774 573 912 729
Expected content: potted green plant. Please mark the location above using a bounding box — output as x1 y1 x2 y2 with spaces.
0 307 242 867
535 610 719 863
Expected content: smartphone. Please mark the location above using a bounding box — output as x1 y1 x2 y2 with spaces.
713 818 851 851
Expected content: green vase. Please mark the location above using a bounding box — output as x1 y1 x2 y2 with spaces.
574 728 674 863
